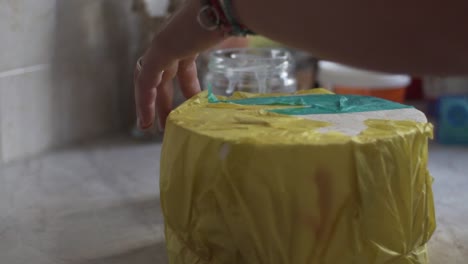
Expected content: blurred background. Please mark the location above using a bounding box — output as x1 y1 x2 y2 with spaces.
0 0 467 263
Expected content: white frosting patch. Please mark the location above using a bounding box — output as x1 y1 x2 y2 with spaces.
298 108 427 136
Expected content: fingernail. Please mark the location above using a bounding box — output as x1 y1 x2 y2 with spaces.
137 117 153 131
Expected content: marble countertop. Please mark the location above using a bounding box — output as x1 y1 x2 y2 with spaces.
0 136 467 263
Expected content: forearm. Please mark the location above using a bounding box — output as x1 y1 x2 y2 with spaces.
155 0 226 60
235 0 468 75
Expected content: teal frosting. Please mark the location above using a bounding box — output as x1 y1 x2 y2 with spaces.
207 88 412 115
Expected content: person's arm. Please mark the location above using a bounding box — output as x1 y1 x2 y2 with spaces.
135 0 225 129
236 0 468 75
135 0 468 129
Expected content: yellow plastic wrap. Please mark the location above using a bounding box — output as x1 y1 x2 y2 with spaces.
160 89 436 264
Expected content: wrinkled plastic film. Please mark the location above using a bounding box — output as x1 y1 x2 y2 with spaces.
160 90 435 264
208 87 412 115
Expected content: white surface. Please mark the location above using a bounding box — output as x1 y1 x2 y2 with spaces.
0 137 167 264
0 136 466 263
318 61 411 89
143 0 170 17
0 0 139 163
300 108 427 136
0 68 57 162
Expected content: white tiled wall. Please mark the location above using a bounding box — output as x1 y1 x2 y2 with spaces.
0 0 145 163
0 67 57 162
0 0 55 72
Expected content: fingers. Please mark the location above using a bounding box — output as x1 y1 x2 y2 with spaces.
135 43 174 130
156 80 174 129
135 76 159 130
134 51 200 130
156 63 177 129
177 56 201 99
135 54 164 129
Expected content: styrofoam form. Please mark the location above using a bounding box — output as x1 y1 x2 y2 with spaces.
318 61 411 89
298 108 427 136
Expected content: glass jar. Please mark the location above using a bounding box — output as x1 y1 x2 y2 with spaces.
204 48 297 96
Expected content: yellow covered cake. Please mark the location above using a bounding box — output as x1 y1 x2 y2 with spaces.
160 89 435 264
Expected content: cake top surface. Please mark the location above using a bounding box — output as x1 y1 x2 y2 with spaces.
168 89 431 145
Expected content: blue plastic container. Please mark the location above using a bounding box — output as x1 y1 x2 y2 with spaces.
436 95 468 145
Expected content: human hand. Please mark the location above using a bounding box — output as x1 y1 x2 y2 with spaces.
134 47 201 131
133 0 227 130
134 37 249 130
133 0 256 131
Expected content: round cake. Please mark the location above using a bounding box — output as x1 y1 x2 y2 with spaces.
160 89 435 264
